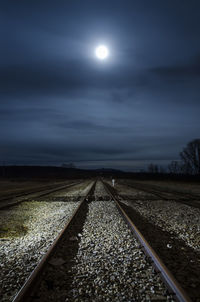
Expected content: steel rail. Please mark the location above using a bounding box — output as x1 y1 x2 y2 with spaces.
121 181 200 209
102 181 192 302
0 182 73 202
0 181 82 210
125 181 200 200
12 181 96 302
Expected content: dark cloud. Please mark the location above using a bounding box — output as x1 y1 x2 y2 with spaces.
150 55 200 78
0 0 200 170
0 58 150 100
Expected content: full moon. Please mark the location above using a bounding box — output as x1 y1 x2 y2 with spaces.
95 45 109 60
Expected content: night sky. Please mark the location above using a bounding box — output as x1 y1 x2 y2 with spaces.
1 1 200 171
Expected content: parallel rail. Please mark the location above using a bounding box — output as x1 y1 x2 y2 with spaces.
0 181 82 210
11 179 191 302
12 181 96 302
102 181 192 302
122 181 200 209
0 182 72 202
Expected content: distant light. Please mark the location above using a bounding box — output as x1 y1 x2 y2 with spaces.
95 45 109 60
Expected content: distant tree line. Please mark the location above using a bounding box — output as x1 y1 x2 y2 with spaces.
61 162 76 169
148 139 200 175
148 163 165 174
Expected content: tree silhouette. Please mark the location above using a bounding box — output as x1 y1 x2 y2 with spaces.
148 163 159 173
168 160 181 174
180 139 200 175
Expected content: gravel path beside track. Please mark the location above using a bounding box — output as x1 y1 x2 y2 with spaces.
0 182 93 302
0 202 79 302
113 181 200 251
110 181 200 301
122 198 200 252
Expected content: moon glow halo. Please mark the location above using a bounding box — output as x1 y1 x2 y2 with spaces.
95 45 109 60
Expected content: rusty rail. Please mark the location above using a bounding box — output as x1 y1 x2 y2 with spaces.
122 181 200 209
102 181 192 302
12 181 96 302
0 181 82 210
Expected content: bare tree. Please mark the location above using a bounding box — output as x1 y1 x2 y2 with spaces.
148 163 159 173
180 139 200 175
168 160 181 174
158 165 165 174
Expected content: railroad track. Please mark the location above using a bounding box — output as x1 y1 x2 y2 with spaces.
0 181 82 210
116 196 200 301
0 182 75 202
11 180 192 302
103 182 192 302
120 181 200 209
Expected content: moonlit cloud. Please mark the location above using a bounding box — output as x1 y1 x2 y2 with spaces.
0 1 200 170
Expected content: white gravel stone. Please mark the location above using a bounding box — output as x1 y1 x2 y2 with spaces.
0 201 80 301
54 181 92 197
121 198 200 252
66 198 174 301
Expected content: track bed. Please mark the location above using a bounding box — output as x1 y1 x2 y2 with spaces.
0 181 93 302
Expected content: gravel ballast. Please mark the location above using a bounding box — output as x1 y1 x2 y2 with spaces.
111 181 200 301
0 197 85 301
113 181 200 251
53 181 92 197
64 199 174 301
122 198 200 252
30 181 174 301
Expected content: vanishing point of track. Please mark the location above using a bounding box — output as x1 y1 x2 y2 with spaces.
11 180 191 302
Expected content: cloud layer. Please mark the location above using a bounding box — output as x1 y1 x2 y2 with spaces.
1 0 200 170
